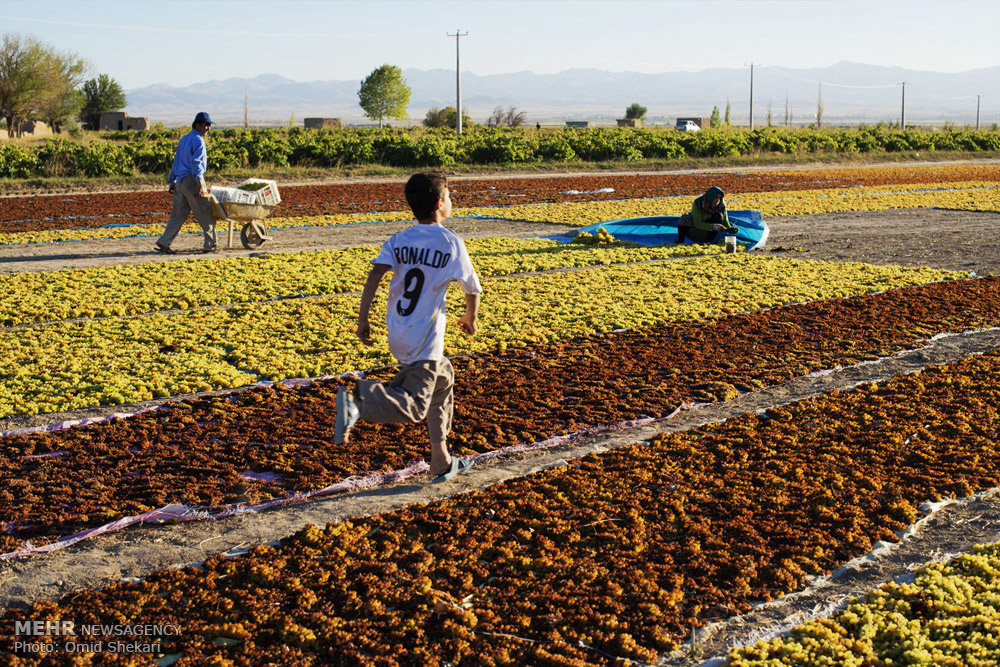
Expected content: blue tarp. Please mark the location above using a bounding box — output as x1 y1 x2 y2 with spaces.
549 210 769 249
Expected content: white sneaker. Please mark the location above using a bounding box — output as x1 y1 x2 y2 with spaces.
334 386 360 444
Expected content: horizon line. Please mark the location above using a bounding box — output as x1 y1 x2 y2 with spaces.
130 61 1000 91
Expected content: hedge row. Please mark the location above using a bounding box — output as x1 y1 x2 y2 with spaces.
2 126 999 178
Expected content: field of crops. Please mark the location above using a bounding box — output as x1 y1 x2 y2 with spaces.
3 163 1000 665
2 126 999 180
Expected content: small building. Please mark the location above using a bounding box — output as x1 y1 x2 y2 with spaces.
616 118 642 128
99 112 148 132
304 118 342 130
565 121 590 129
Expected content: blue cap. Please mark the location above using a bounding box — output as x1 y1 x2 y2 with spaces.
194 111 213 125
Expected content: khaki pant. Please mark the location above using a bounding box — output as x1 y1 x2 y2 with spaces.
159 174 217 250
355 358 454 445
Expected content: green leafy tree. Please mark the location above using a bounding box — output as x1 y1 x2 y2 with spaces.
0 34 85 137
425 105 472 129
624 102 647 120
724 100 731 126
424 107 447 127
0 34 50 137
358 64 410 128
79 73 126 130
37 49 86 133
710 106 721 128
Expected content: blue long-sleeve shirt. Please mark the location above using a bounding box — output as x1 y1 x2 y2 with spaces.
168 130 207 185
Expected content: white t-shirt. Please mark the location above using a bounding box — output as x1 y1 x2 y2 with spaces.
373 223 482 364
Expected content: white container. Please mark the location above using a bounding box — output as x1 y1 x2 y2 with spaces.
237 178 281 206
210 186 257 205
725 235 737 253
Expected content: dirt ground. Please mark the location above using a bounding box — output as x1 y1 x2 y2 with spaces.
1 207 998 277
3 203 1000 664
0 217 577 274
764 208 1000 276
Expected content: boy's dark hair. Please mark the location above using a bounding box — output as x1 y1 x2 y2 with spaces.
405 172 448 220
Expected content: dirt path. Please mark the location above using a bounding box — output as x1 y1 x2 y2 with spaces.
2 208 999 277
0 218 578 274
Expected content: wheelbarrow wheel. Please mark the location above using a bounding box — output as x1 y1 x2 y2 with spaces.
240 221 267 250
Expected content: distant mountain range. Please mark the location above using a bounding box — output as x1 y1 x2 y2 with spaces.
125 62 1000 127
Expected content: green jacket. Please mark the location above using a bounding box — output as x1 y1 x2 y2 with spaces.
690 195 731 231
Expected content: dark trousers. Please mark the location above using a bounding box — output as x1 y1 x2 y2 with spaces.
159 175 217 250
677 211 726 243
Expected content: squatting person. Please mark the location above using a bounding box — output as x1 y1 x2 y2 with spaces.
335 171 483 483
155 111 218 254
677 185 739 244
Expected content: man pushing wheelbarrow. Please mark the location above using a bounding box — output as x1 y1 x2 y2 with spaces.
154 111 281 254
155 112 218 254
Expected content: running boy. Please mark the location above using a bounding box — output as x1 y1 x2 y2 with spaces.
335 172 483 483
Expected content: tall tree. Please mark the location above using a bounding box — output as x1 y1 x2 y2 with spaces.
816 83 824 128
709 106 721 128
37 48 86 133
0 34 50 137
724 99 731 127
79 73 126 130
358 64 410 128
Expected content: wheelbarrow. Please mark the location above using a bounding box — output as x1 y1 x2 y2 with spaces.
209 197 277 250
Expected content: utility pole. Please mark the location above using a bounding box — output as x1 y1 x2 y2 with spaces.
977 94 981 130
749 62 754 130
447 29 468 135
900 82 906 128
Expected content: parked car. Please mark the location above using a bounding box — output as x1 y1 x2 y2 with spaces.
675 120 701 132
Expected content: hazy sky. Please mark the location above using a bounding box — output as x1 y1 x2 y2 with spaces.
1 0 998 90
